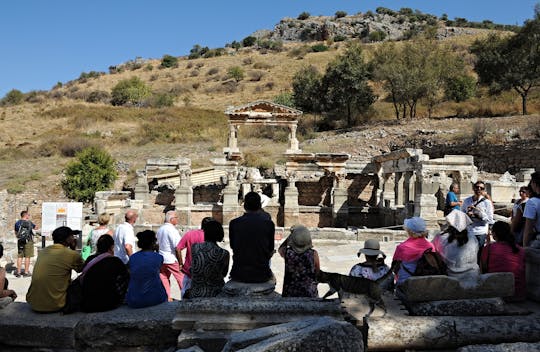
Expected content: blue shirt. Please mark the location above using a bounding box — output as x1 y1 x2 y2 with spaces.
446 191 460 210
126 251 167 308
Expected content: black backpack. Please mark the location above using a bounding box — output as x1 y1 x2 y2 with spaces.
405 248 448 276
17 220 33 242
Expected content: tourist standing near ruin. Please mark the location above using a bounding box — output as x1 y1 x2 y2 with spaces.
278 224 320 298
176 217 213 298
26 226 84 313
524 171 540 247
88 213 113 253
113 209 138 265
14 210 37 278
229 191 275 283
511 186 530 245
461 180 494 257
157 210 184 301
444 183 463 215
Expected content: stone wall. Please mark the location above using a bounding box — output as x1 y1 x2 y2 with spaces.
424 141 540 174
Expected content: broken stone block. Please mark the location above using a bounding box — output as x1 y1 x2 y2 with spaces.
407 297 506 316
400 273 514 302
457 342 540 352
221 316 364 352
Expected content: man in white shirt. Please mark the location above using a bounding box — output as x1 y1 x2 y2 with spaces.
113 209 138 265
157 210 183 301
461 181 494 261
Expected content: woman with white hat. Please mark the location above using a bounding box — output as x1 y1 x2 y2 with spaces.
432 209 479 280
350 239 393 291
278 224 320 297
392 217 435 287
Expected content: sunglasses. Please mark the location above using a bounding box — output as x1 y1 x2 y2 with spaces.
474 186 485 190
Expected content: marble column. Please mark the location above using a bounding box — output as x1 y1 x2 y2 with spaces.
413 170 439 220
283 175 300 227
134 169 149 204
175 169 193 226
222 169 241 225
332 173 348 228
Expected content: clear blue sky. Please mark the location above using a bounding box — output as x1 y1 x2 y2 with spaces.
0 0 538 98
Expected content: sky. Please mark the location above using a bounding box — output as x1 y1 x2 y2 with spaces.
0 0 538 98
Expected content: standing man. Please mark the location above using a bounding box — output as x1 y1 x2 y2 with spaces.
14 210 37 278
157 210 184 301
445 183 462 215
114 209 138 265
176 217 213 298
461 180 494 259
229 191 275 283
26 226 83 312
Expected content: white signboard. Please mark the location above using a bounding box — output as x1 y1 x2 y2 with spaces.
41 202 83 237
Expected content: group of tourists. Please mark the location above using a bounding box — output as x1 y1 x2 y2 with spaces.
2 171 539 312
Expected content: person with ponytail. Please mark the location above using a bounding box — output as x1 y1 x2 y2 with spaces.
480 221 526 301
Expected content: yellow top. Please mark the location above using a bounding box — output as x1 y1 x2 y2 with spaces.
26 244 83 312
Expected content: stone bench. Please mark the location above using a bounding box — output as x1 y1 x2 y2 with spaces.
399 273 515 316
0 302 178 351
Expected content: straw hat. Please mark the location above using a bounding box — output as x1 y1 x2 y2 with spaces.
357 239 385 258
289 225 313 254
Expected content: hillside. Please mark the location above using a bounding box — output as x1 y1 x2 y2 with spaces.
0 11 538 201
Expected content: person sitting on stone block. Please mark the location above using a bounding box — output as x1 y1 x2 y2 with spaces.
186 220 229 298
278 224 320 298
349 239 393 291
0 244 17 308
26 226 84 313
126 230 167 308
432 209 479 280
481 221 526 302
229 191 275 284
392 217 435 297
80 235 129 312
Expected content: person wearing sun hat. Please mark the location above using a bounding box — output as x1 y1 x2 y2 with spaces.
349 239 393 291
278 224 320 297
392 217 435 287
432 209 479 280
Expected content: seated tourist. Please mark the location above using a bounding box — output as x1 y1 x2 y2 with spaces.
432 209 479 280
392 217 435 288
126 230 167 308
278 224 320 298
80 235 129 312
349 239 393 291
0 245 17 308
187 220 230 298
26 226 84 313
481 221 526 301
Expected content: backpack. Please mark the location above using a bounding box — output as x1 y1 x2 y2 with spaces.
407 248 448 276
16 220 34 242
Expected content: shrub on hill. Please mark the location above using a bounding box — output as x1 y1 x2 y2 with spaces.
160 54 179 68
298 12 310 20
242 36 257 47
110 77 151 106
335 11 347 19
62 146 117 203
227 66 245 82
1 89 24 106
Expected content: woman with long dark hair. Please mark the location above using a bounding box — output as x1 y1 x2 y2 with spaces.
432 210 479 279
481 221 526 301
523 171 540 247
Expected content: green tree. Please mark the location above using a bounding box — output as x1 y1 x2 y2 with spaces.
373 40 467 119
227 66 245 82
1 89 24 106
445 75 477 102
61 147 117 203
242 36 257 47
292 65 323 113
110 77 151 106
471 17 540 115
160 54 178 68
321 43 376 127
273 92 295 108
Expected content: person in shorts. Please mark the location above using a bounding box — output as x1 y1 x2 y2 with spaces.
14 210 37 278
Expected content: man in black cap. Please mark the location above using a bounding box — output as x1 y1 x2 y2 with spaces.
26 226 84 312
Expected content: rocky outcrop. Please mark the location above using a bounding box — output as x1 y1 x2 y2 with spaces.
252 13 482 43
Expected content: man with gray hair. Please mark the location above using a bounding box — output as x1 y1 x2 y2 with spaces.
113 209 138 265
157 210 183 301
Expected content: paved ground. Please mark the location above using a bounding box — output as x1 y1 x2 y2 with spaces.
3 239 400 302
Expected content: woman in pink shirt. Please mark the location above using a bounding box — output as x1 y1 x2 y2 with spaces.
481 221 526 301
392 217 435 287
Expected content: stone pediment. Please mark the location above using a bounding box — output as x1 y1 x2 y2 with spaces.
225 100 302 124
